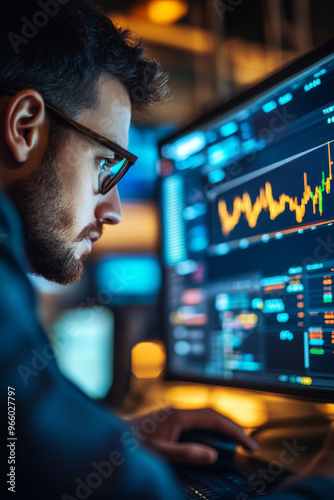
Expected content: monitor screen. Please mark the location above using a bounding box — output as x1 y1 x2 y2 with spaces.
52 307 114 400
117 125 174 200
95 255 162 305
159 39 334 402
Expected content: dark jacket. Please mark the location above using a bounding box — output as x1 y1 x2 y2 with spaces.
1 187 334 500
0 187 182 500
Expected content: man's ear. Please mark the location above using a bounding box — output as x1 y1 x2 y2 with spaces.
4 89 47 164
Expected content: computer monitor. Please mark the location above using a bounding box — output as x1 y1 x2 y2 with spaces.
95 254 162 305
159 38 334 403
52 307 114 400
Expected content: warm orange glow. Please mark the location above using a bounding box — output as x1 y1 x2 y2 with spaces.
209 388 268 427
320 404 334 418
225 39 296 86
147 1 188 25
165 385 211 409
163 385 268 426
109 14 215 54
92 203 158 253
132 341 166 378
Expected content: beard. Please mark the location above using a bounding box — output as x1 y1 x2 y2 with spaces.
6 128 102 285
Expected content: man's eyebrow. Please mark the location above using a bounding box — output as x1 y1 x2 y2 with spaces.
95 140 124 154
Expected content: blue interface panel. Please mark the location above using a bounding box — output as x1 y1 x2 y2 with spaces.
159 42 334 399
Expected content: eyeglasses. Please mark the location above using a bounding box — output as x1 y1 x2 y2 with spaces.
2 89 138 195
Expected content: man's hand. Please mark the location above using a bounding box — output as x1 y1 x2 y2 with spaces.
127 407 259 465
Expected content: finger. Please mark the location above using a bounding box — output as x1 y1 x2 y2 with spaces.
177 408 259 451
154 440 219 465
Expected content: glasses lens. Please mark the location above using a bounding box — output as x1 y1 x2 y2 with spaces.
109 157 128 177
100 157 129 194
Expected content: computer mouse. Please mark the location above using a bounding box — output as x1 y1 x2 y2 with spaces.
178 428 237 467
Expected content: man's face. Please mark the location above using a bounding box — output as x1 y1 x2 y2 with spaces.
7 78 131 284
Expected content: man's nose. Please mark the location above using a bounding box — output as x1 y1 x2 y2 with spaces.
95 186 122 225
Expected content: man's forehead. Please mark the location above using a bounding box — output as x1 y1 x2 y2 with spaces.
97 76 131 113
79 77 131 149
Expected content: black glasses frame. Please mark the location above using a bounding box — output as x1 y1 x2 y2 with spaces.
2 88 138 195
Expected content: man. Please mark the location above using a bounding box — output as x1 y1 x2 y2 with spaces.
0 1 334 499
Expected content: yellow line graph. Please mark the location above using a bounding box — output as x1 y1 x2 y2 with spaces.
218 142 333 237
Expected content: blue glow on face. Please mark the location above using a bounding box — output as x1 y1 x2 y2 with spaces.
220 121 238 137
169 132 207 161
96 256 162 302
208 169 225 184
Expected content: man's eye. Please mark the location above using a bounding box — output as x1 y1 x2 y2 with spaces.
98 157 128 177
98 158 116 172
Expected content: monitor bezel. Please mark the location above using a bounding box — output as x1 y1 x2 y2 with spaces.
158 37 334 403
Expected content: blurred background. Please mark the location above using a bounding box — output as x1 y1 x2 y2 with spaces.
31 0 334 426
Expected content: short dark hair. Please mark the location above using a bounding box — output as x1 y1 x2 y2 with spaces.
0 0 169 117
